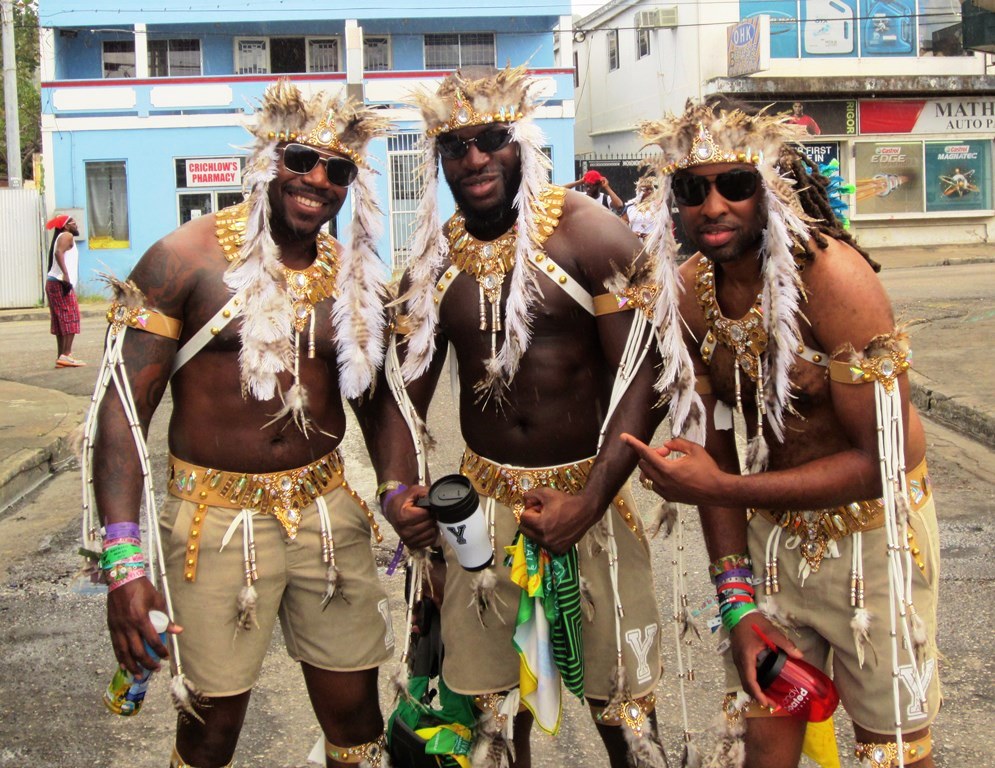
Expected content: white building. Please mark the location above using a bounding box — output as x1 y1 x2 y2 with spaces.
572 0 995 248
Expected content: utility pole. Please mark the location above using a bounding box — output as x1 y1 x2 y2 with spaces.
1 0 22 188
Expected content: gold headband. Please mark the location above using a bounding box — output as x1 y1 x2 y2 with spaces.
661 123 761 175
416 65 534 138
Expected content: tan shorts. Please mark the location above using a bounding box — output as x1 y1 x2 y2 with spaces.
441 456 661 701
160 484 394 697
724 494 941 735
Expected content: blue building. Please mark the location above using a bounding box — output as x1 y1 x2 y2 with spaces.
38 1 576 292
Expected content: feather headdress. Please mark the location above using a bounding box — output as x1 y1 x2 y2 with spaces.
639 101 812 467
399 66 548 397
226 79 390 418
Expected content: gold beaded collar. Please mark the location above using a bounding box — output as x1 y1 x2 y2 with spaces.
694 256 767 382
448 214 517 309
215 202 340 333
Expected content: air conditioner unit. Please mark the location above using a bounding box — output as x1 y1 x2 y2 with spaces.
636 7 679 29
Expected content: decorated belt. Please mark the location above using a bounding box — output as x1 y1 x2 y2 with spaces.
167 451 346 538
459 447 594 507
753 458 931 572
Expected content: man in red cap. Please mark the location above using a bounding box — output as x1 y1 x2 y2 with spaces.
45 214 84 367
564 169 626 216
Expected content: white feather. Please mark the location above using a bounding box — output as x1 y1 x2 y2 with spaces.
334 166 388 399
170 673 205 724
851 607 875 668
234 583 259 634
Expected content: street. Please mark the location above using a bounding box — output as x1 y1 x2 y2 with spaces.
1 259 994 766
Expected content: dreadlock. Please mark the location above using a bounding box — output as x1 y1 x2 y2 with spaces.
779 143 880 272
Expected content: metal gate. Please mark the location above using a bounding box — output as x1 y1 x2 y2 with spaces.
0 188 45 308
574 154 649 205
386 131 425 277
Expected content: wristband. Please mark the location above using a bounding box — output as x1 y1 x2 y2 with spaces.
720 603 758 632
105 521 141 540
382 484 409 511
376 480 406 500
709 553 753 581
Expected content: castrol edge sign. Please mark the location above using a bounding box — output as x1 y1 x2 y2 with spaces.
185 158 241 187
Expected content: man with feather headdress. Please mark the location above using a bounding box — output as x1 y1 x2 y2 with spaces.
85 80 395 767
624 98 941 768
372 66 703 768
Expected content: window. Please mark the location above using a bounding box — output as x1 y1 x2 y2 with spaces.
174 157 245 226
364 35 391 71
424 32 495 69
148 39 202 77
234 37 343 74
102 40 136 79
307 38 341 73
85 161 130 249
637 28 651 59
235 38 269 74
386 132 425 273
607 29 619 71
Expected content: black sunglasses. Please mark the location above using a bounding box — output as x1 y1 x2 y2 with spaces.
671 169 760 207
281 143 359 187
436 126 514 160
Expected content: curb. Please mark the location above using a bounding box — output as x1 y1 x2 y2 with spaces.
910 383 995 453
0 437 78 515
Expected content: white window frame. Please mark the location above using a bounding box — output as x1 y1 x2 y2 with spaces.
637 28 651 59
235 36 346 74
102 40 136 79
608 29 619 72
305 36 342 73
234 37 270 74
148 38 203 77
364 34 392 72
423 32 496 69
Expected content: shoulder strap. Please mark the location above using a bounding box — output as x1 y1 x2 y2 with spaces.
171 292 243 375
529 253 594 314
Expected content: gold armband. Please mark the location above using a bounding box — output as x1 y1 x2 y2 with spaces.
592 282 659 318
829 331 911 394
107 302 182 340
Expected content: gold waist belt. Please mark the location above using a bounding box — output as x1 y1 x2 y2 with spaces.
753 458 931 573
459 447 594 506
167 451 346 538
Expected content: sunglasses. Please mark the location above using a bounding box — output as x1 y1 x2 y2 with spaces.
436 126 514 160
671 169 760 207
281 143 359 187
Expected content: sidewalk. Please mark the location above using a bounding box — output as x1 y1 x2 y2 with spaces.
0 244 992 509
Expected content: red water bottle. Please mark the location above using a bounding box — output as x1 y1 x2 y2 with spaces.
752 625 839 722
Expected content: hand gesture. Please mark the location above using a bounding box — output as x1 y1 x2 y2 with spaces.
621 433 728 506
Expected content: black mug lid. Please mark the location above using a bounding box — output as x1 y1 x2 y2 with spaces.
756 647 788 690
427 474 480 523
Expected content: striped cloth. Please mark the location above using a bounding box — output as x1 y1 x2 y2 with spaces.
508 533 584 735
46 279 81 335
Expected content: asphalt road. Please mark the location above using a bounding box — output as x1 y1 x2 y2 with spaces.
1 262 994 766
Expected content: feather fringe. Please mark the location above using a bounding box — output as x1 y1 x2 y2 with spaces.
321 564 347 607
851 607 875 669
398 138 448 382
643 175 706 445
334 165 388 399
579 575 596 623
470 691 520 768
745 434 769 475
910 607 929 662
468 569 506 626
682 740 703 768
623 725 670 768
170 674 205 724
758 182 808 444
648 500 679 539
234 584 259 634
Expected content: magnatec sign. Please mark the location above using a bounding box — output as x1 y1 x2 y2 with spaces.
860 98 995 134
185 157 241 187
